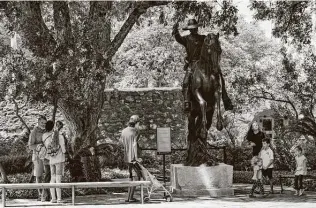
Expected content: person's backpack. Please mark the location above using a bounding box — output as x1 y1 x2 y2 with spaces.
36 133 53 160
47 130 61 157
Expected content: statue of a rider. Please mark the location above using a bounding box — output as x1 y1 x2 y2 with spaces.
172 19 233 112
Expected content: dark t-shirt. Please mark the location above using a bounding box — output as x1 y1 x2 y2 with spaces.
246 131 265 156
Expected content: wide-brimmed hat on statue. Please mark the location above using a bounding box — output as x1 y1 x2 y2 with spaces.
182 19 202 30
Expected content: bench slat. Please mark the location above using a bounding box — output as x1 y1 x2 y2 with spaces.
279 175 316 179
0 181 151 189
75 181 151 188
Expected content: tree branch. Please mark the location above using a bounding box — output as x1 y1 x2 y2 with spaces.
53 1 74 58
282 2 299 34
252 91 298 119
19 1 56 57
11 97 30 133
104 1 169 60
52 97 58 123
309 94 315 119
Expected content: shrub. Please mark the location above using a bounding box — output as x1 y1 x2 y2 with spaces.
0 136 13 156
233 170 316 191
225 144 253 171
0 155 31 174
98 144 125 169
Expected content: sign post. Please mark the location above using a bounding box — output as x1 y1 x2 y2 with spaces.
157 127 171 187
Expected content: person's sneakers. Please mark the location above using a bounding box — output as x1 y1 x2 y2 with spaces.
299 189 305 196
57 199 64 203
50 199 57 203
125 198 139 202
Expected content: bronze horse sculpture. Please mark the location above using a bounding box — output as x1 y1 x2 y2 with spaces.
186 33 224 166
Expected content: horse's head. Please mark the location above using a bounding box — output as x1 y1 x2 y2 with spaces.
203 33 222 54
200 33 222 70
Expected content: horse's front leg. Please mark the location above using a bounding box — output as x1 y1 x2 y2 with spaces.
194 89 208 139
215 79 223 131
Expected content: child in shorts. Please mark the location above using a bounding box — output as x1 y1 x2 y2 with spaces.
294 146 307 196
249 155 264 197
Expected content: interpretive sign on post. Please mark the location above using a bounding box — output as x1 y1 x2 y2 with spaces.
157 127 171 155
157 127 171 187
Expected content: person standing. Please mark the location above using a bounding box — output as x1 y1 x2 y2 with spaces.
293 146 307 196
290 135 307 155
246 121 265 156
120 115 143 203
259 138 274 194
43 120 67 203
249 156 264 198
28 115 50 201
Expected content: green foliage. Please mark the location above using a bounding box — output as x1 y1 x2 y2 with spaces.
111 24 184 88
0 155 31 174
220 17 283 110
172 1 238 36
250 1 313 46
0 135 12 156
225 145 252 171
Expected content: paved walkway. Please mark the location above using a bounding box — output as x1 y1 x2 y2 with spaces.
3 184 316 208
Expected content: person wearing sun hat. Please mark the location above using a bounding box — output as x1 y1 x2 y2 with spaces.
120 115 143 202
172 18 233 112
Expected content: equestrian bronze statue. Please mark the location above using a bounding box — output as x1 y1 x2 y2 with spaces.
173 19 233 166
172 19 233 112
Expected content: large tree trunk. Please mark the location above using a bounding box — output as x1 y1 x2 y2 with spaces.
59 100 103 182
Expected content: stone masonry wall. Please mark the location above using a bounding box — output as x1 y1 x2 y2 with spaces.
100 87 187 148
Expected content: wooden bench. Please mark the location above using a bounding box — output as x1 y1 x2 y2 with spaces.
279 174 316 193
0 180 151 207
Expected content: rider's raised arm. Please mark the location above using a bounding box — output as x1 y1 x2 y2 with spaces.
174 31 186 46
172 22 186 46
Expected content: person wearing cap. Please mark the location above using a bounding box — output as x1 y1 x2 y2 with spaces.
172 18 233 112
28 115 51 201
120 115 143 202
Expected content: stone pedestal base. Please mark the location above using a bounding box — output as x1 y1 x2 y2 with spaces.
170 163 234 197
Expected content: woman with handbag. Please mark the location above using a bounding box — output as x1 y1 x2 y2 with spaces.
42 120 66 203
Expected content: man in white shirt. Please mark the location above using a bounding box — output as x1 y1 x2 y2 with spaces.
259 138 274 194
121 115 143 202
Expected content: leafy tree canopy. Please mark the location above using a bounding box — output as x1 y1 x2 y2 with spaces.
250 0 314 47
